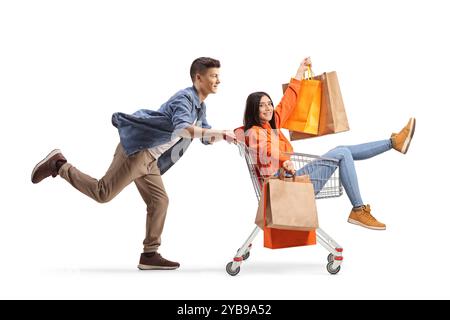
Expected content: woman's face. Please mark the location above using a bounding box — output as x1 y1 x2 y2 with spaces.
258 95 274 124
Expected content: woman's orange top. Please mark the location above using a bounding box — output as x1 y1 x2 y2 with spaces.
246 78 301 177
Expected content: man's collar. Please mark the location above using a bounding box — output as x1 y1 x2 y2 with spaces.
191 86 204 110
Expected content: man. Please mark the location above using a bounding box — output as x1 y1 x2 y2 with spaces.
31 57 235 270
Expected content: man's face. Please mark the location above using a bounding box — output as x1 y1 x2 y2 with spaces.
197 68 221 94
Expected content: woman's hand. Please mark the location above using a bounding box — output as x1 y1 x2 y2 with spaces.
282 160 296 175
294 57 312 80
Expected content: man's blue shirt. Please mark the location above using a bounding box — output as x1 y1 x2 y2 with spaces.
112 86 212 174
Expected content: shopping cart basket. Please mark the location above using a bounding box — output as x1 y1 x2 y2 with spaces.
226 141 344 275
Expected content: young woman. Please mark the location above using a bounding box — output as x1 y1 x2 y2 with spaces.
241 57 416 231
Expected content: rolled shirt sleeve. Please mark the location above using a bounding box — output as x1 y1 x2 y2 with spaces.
172 95 195 131
198 106 214 145
198 107 212 129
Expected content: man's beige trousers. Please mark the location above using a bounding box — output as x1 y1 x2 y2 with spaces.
59 143 168 253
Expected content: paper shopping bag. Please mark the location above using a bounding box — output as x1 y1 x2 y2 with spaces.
255 174 318 249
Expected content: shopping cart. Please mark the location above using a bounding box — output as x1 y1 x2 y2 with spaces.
226 141 344 275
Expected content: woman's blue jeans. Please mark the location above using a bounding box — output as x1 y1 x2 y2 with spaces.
295 139 392 207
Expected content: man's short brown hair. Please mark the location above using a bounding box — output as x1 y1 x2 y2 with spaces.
190 57 221 82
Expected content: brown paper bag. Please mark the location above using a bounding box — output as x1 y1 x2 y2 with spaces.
283 71 350 140
255 174 319 231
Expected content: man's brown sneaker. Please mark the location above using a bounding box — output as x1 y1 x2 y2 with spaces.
347 205 386 230
31 149 67 184
138 252 180 270
391 118 416 154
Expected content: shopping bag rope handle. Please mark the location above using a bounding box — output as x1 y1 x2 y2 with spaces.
303 65 314 80
279 168 297 180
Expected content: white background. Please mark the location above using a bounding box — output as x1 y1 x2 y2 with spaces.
1 0 449 299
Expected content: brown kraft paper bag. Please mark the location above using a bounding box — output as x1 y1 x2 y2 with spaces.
255 174 319 231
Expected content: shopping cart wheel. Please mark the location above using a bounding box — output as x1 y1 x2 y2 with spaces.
326 261 341 275
226 262 240 276
327 253 334 263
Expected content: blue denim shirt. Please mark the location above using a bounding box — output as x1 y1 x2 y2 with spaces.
111 86 212 174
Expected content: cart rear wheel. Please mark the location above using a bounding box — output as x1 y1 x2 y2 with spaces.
226 262 240 276
326 261 341 275
327 253 334 263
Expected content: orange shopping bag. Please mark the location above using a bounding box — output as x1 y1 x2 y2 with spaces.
263 228 316 249
283 66 321 135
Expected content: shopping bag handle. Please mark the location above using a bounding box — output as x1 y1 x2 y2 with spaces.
278 168 296 180
278 168 311 183
302 66 314 80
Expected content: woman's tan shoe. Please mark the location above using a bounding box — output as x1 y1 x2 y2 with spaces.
391 118 416 154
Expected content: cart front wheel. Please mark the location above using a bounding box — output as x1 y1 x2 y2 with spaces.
226 262 240 276
327 253 334 263
326 261 341 275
